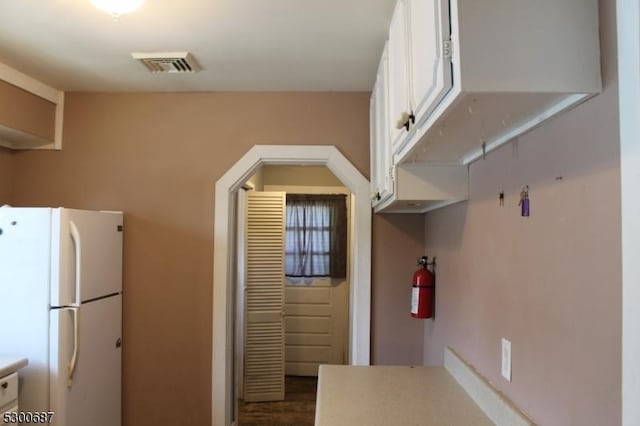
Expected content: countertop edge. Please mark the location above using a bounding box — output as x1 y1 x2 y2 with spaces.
0 357 29 378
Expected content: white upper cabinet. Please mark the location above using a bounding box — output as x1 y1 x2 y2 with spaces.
370 0 601 213
398 0 601 165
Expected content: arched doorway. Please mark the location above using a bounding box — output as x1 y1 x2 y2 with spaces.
212 145 371 425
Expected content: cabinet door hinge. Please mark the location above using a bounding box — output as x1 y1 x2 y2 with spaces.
443 39 452 59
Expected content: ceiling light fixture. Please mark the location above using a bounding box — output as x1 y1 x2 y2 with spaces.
91 0 145 17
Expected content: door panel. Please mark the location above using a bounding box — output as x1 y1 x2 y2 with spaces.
284 316 331 333
284 283 348 376
49 295 122 426
51 209 123 306
371 43 392 203
285 334 331 346
243 192 286 402
285 346 331 362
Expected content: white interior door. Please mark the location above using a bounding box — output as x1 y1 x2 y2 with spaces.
49 295 122 426
243 192 286 402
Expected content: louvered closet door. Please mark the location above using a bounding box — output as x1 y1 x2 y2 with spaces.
244 192 286 402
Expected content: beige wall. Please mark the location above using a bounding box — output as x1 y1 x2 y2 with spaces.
262 165 343 187
7 92 422 425
423 1 620 425
245 165 264 191
9 92 377 426
372 213 425 365
0 147 13 204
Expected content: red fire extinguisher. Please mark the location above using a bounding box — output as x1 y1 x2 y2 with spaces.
411 256 435 319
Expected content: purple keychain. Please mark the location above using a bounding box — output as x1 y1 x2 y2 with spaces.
519 186 530 217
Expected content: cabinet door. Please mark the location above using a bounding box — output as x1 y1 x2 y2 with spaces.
387 0 411 150
376 46 393 201
371 45 393 207
369 77 380 199
407 0 452 124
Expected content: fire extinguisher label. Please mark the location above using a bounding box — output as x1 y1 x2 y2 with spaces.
411 287 419 314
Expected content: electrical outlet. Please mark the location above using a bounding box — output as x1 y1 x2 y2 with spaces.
501 338 512 382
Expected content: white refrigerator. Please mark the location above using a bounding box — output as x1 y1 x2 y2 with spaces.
0 207 123 426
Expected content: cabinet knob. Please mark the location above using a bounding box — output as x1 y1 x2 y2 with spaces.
396 112 415 131
396 112 410 130
1 382 7 389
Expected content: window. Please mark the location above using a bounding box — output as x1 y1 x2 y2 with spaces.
284 194 347 283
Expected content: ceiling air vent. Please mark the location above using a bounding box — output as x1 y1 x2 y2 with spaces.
131 52 200 73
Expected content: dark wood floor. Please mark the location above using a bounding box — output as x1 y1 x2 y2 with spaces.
237 376 317 426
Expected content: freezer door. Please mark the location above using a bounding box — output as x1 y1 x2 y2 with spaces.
49 294 122 426
51 209 123 306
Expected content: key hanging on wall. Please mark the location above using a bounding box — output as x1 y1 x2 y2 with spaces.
519 185 530 217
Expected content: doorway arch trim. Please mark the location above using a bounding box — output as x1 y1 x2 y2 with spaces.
212 145 371 425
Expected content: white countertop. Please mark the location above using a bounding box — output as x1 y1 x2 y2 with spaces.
0 357 28 377
315 365 493 426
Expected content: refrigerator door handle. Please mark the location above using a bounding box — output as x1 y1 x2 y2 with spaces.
66 307 80 388
69 220 82 307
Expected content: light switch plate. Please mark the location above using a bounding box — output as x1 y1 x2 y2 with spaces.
501 338 512 382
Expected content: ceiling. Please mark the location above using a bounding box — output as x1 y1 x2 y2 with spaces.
0 0 396 92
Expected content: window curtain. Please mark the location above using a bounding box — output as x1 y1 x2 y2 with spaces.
285 194 347 281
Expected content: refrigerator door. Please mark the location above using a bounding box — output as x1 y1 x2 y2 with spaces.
0 207 52 412
49 294 122 426
51 209 123 307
